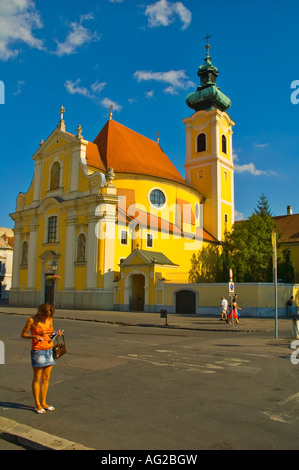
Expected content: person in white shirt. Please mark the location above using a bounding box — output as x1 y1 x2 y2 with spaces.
219 296 228 321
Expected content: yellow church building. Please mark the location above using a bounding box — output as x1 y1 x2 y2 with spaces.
9 42 235 313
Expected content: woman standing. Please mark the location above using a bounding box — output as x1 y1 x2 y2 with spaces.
21 303 61 414
227 294 242 325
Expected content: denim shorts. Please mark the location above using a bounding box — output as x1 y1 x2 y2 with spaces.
31 349 55 368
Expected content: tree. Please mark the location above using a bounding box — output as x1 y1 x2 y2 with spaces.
189 194 296 283
278 249 295 284
189 245 219 283
223 194 294 282
254 192 273 218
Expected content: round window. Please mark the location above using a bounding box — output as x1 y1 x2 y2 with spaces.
149 189 166 208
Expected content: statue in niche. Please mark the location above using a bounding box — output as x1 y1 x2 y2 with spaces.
77 234 86 262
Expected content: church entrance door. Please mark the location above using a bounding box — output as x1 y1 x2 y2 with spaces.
176 290 196 315
131 274 145 311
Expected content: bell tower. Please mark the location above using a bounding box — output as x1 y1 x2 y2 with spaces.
183 37 235 241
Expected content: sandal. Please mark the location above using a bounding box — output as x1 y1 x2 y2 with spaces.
35 407 46 414
44 406 55 411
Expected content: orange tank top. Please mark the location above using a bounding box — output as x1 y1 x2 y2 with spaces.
30 320 54 351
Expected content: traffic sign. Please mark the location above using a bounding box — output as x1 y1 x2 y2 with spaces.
229 282 234 294
229 268 233 281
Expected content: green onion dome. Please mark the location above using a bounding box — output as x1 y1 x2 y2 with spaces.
186 41 231 112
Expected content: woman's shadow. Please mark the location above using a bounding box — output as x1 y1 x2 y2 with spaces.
0 402 34 412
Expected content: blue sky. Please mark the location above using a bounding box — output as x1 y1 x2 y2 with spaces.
0 0 299 229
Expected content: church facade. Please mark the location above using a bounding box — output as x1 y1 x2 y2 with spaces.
9 43 235 312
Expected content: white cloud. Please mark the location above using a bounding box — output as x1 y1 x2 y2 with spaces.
101 97 122 113
254 142 270 148
146 90 154 98
134 69 194 94
234 162 277 176
65 79 121 113
144 0 192 31
55 14 99 57
14 80 25 95
0 0 44 60
65 79 106 100
234 210 244 221
91 80 106 94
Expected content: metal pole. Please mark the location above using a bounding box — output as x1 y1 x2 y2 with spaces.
273 232 278 339
229 269 234 328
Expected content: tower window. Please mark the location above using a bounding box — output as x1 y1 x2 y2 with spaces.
197 133 206 152
48 216 58 243
222 135 227 154
224 214 228 224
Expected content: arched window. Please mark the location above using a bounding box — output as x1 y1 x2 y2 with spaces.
222 135 227 154
77 233 86 262
50 162 60 190
21 241 28 265
197 133 206 152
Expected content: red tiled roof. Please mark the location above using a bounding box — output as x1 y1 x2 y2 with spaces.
93 120 185 184
85 141 106 171
274 214 299 243
0 234 14 248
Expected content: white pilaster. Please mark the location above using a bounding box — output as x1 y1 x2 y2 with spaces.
11 226 22 289
27 221 38 289
64 214 77 288
86 213 98 289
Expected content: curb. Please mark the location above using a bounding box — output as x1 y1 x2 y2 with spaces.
0 417 94 450
0 309 271 333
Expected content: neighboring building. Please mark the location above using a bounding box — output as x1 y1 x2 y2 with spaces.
9 42 235 312
0 228 14 299
274 206 299 282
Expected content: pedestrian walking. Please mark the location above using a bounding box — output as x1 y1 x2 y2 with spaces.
218 296 228 321
287 296 295 315
21 303 62 414
227 294 242 325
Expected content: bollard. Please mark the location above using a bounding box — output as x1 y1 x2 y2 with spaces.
160 309 168 326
